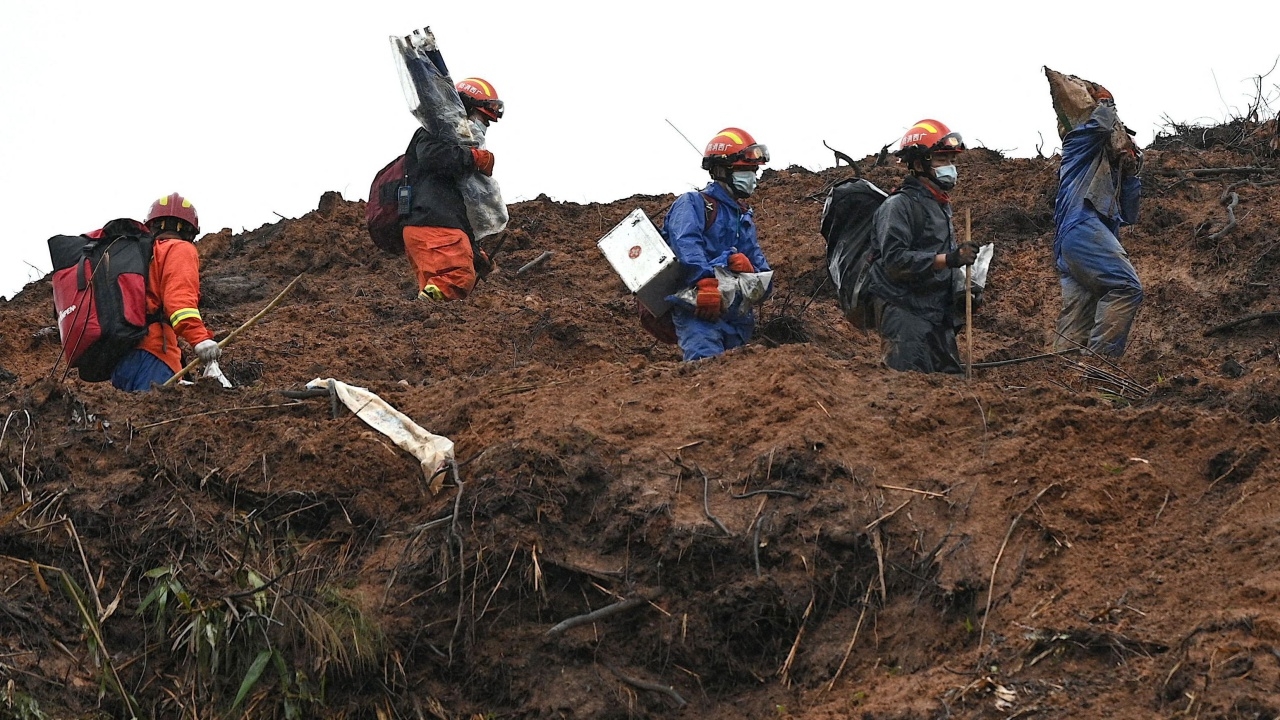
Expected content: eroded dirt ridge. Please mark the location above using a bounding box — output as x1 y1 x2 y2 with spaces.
1 120 1279 718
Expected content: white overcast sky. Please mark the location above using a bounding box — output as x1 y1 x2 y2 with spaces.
2 1 1276 299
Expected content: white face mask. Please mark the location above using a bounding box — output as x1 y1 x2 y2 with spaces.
729 170 758 197
932 164 958 190
468 116 488 145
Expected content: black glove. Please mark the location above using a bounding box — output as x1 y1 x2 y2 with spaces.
945 242 979 268
951 288 985 319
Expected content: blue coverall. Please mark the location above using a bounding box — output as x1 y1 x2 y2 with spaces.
663 182 771 362
1053 103 1143 357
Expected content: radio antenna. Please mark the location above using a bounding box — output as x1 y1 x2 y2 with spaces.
665 118 702 155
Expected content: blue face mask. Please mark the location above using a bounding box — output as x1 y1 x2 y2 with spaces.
729 170 758 198
932 164 958 190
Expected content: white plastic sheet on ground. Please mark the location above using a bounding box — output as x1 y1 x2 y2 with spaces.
306 378 454 481
203 360 233 388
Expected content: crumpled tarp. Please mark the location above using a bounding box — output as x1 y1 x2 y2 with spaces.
306 378 454 482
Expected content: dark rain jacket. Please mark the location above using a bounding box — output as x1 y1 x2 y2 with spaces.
865 175 957 324
403 126 482 239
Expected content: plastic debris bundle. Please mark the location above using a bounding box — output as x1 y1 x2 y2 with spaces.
1044 66 1138 159
390 28 508 239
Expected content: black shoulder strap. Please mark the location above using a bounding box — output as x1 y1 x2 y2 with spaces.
698 192 720 231
891 188 927 235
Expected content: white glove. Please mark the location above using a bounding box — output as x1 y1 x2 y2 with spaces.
195 339 221 364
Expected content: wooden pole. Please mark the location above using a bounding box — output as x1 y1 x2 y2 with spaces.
964 209 973 381
163 272 306 387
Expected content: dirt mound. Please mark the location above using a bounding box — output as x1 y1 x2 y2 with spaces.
2 136 1280 719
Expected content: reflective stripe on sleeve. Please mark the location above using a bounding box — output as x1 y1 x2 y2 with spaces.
170 307 202 326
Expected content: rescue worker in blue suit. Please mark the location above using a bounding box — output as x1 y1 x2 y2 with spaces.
866 119 977 373
1052 85 1143 357
662 127 772 361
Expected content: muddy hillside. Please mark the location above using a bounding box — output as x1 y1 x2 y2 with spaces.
1 116 1279 719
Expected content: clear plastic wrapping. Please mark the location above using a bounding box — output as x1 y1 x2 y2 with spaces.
390 28 508 239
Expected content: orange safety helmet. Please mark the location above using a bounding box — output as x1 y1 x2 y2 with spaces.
895 119 965 162
456 77 503 122
701 127 770 171
145 192 200 237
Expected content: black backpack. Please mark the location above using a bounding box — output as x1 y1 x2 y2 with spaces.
48 219 156 382
820 178 894 330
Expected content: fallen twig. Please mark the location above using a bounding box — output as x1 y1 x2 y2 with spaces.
752 513 770 577
132 402 306 430
979 483 1060 659
277 388 331 400
865 498 911 532
700 468 732 537
826 583 874 692
477 543 520 625
604 663 687 708
447 469 466 663
1203 443 1261 494
876 484 949 499
779 595 815 687
1151 166 1277 177
870 527 887 604
1205 191 1239 242
972 348 1082 368
547 597 645 636
516 251 554 276
1205 311 1280 336
731 488 807 500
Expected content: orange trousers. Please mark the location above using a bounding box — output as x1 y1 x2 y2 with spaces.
402 226 476 300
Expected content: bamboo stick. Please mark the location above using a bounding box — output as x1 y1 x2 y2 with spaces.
163 272 305 387
965 209 974 380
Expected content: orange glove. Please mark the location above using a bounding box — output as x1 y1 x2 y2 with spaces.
694 278 722 321
471 148 494 176
727 252 755 273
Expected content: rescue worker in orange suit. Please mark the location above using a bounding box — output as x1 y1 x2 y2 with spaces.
865 119 977 373
110 193 220 391
401 77 501 301
662 127 772 361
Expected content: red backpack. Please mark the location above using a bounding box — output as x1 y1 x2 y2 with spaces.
366 154 409 254
48 219 155 382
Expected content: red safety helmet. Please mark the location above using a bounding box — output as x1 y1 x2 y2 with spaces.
456 77 503 122
145 192 200 237
895 119 965 162
701 127 770 171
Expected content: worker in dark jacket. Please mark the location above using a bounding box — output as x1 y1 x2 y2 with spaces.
1052 86 1143 357
663 127 772 361
866 119 977 373
402 77 501 301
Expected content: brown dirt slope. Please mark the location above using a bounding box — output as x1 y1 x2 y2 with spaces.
1 122 1279 719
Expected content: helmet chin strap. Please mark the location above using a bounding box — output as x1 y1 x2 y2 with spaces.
710 166 749 199
912 155 940 184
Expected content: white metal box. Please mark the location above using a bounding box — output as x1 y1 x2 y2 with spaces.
597 208 682 316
